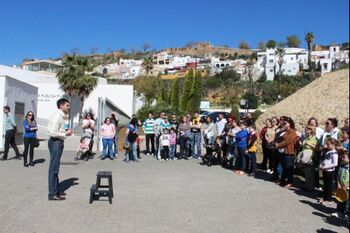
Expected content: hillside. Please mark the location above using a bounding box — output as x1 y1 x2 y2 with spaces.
255 69 349 131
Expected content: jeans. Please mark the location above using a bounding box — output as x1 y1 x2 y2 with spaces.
3 129 20 159
179 135 189 157
246 152 257 174
23 137 35 164
169 144 176 159
281 154 295 184
272 151 282 180
191 132 202 158
113 131 118 154
48 138 64 199
237 147 247 171
125 142 138 161
102 138 114 158
323 170 334 201
145 134 155 154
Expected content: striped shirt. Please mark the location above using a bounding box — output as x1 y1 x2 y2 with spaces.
143 118 155 134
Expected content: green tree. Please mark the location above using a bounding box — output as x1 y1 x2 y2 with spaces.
180 69 194 112
142 57 154 75
266 40 277 49
170 78 180 109
186 71 202 113
241 92 259 109
57 54 98 120
132 75 160 106
286 34 301 48
305 32 315 71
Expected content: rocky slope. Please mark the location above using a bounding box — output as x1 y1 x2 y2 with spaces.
256 69 349 131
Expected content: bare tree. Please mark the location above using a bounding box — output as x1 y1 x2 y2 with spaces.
70 47 80 54
90 47 99 54
142 43 151 52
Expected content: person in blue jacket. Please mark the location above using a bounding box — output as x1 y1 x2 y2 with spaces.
23 111 38 167
235 121 249 175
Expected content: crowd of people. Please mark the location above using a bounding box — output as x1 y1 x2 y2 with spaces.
1 101 349 220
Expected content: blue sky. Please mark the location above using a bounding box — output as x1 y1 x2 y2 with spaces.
0 0 348 65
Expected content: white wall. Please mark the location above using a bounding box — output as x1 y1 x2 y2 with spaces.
35 83 134 126
0 76 38 150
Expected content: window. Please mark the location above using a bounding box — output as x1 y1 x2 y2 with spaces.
269 69 273 72
269 59 274 63
333 48 336 52
291 57 294 60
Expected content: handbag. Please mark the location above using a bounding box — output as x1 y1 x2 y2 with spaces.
123 141 130 150
33 138 40 148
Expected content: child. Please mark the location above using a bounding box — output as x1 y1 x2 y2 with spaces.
340 128 349 151
76 137 90 160
331 152 349 219
245 124 258 177
160 128 170 161
318 138 340 205
169 128 177 160
235 121 249 175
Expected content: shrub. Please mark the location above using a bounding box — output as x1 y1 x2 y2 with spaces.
204 76 223 89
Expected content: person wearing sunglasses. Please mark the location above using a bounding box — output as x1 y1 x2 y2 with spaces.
23 111 38 167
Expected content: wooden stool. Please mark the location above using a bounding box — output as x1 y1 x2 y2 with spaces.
89 171 114 204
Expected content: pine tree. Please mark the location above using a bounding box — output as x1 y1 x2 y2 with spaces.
186 70 202 113
170 78 180 110
180 69 193 112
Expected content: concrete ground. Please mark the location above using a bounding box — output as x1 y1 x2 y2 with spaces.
0 131 348 233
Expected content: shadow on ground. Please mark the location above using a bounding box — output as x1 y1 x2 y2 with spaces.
59 177 79 192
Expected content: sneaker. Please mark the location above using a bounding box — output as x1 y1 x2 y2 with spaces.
197 157 202 160
147 153 150 156
188 156 194 160
166 158 169 161
331 212 344 218
266 169 271 173
151 153 155 156
315 187 323 191
100 156 106 160
157 156 161 160
161 159 164 161
173 158 177 160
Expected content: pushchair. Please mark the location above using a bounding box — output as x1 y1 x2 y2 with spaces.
202 137 222 167
75 132 93 161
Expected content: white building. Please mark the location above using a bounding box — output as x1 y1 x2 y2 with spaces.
0 75 38 151
257 48 309 80
311 45 349 74
95 59 143 80
0 65 135 129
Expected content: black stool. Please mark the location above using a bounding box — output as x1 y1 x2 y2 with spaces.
89 171 114 204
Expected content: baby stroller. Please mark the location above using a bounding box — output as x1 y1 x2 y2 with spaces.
75 132 93 161
202 137 222 167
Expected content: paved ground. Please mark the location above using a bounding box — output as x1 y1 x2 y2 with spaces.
0 131 348 233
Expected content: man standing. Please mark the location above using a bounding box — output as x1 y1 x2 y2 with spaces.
47 98 72 201
143 112 155 156
190 111 202 160
1 106 21 160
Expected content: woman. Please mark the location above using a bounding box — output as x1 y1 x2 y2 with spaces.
307 117 324 140
81 113 95 160
23 111 38 167
204 116 217 158
275 117 299 188
111 112 119 157
299 125 318 191
264 118 277 174
100 117 116 160
125 118 139 162
178 116 191 159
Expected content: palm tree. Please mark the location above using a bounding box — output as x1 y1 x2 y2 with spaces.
142 57 154 75
57 54 98 120
305 32 315 71
246 58 255 93
275 47 285 76
275 47 285 96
